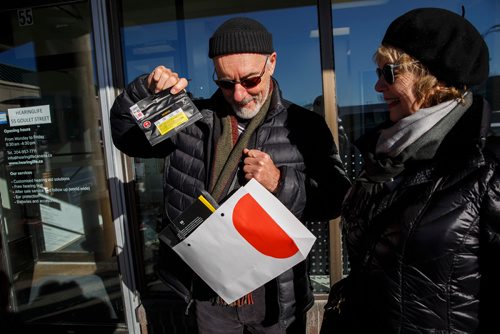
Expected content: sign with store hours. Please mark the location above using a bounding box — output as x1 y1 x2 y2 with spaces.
8 105 51 127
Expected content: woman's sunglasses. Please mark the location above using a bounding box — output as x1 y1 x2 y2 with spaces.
213 56 269 90
376 61 419 85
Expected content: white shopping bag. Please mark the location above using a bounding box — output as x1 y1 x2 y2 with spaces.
172 178 317 304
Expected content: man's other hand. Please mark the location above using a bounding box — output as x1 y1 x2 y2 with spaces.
243 148 281 193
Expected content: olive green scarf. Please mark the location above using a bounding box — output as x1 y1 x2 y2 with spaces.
209 95 272 202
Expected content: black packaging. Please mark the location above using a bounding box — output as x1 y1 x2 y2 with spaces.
129 90 202 146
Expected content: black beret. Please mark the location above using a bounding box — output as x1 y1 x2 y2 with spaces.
209 17 274 58
382 8 489 87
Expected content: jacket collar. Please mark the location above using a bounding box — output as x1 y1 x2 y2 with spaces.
402 95 489 187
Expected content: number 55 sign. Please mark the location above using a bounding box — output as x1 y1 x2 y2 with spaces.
17 8 34 27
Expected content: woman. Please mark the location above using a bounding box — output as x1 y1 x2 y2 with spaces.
326 8 500 333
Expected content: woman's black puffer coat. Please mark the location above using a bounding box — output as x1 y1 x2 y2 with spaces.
110 75 350 329
341 96 500 333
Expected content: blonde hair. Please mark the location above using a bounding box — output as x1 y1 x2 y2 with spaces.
374 46 465 107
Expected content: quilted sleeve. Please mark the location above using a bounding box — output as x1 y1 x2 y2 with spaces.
110 74 175 158
479 163 500 330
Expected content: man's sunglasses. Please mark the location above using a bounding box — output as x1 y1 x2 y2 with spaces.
376 61 419 85
213 56 269 90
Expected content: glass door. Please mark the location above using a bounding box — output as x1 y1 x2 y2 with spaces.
118 0 328 294
0 1 124 330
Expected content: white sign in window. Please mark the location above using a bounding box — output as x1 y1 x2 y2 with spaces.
8 105 51 127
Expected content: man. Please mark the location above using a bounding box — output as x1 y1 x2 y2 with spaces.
110 17 350 334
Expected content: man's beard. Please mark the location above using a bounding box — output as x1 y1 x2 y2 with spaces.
230 82 270 119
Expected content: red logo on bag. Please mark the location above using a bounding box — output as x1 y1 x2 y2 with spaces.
143 120 151 128
232 194 299 258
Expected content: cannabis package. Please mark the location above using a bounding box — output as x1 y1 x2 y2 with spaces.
129 89 202 146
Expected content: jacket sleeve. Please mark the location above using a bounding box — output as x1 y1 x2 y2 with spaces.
110 74 175 158
303 116 351 221
275 106 351 221
479 164 500 330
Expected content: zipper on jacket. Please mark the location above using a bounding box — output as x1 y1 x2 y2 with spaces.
184 275 195 315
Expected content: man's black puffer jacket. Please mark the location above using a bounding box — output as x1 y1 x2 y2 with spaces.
110 75 351 329
340 96 500 333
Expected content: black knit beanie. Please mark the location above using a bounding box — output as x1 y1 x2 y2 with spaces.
209 17 274 58
382 7 489 87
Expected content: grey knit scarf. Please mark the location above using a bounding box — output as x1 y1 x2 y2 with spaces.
375 98 460 157
362 92 472 182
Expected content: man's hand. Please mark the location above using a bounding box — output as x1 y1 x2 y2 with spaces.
147 66 189 94
242 148 281 193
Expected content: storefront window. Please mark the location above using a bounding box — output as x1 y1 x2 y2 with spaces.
333 0 500 157
332 0 500 275
0 2 123 328
118 0 332 294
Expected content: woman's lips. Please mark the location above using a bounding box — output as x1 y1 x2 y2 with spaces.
385 98 399 108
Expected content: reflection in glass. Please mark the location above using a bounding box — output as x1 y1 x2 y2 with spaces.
0 3 123 327
331 0 500 276
119 0 329 293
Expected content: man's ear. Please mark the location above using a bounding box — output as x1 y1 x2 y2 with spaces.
268 52 277 75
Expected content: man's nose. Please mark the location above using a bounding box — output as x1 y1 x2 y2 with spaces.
232 83 247 101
